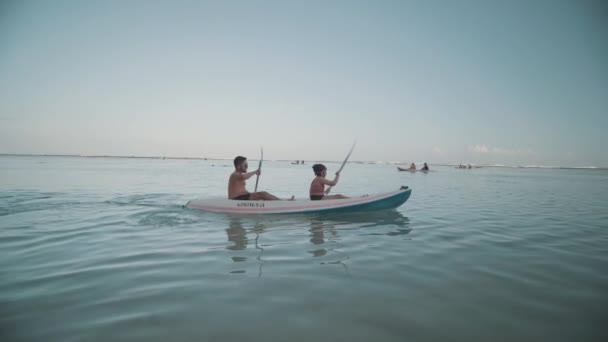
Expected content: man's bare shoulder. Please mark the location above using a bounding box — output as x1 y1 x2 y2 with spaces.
230 171 244 180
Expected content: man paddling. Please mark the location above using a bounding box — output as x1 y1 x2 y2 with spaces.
228 156 291 200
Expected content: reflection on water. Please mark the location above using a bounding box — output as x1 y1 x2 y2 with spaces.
252 222 266 277
224 210 411 276
308 219 335 257
226 219 248 253
225 217 268 276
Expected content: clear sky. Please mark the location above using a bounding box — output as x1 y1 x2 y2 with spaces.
1 0 607 166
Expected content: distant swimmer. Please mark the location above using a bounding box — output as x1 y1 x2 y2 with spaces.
228 156 293 200
310 164 348 200
421 163 429 171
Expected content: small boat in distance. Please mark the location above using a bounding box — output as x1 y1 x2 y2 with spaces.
455 164 482 169
398 162 430 172
397 166 429 173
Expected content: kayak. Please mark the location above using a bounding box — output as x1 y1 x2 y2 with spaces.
186 187 411 214
186 186 412 214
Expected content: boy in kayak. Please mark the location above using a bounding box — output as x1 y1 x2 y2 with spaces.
228 156 292 200
421 163 429 171
309 164 348 200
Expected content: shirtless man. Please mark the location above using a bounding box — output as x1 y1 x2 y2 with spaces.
228 156 287 200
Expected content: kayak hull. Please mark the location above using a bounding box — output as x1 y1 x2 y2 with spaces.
186 187 412 214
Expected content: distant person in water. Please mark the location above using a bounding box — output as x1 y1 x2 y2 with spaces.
309 164 348 200
228 156 292 200
421 163 429 171
409 163 417 171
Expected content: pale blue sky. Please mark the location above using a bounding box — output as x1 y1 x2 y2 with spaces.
1 0 606 166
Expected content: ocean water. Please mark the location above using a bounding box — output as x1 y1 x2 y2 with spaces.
1 155 607 341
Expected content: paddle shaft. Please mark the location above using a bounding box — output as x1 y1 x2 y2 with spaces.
254 147 263 192
326 142 356 195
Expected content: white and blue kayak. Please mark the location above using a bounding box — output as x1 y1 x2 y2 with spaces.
186 186 412 214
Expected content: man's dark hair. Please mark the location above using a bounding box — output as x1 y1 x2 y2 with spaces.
234 156 247 168
312 164 326 176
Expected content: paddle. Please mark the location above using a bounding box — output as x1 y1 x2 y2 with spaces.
326 141 356 195
254 146 263 193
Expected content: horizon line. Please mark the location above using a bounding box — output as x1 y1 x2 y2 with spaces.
0 153 605 170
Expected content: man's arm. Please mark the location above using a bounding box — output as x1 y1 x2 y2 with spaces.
234 169 260 180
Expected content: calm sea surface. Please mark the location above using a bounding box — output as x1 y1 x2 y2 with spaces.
1 156 607 341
